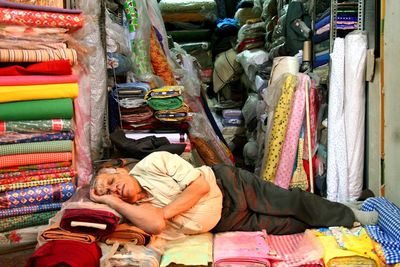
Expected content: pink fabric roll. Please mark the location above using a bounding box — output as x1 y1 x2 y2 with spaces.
274 74 307 189
0 75 78 86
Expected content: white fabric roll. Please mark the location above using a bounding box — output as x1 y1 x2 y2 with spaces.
269 56 300 85
344 31 367 201
327 38 349 202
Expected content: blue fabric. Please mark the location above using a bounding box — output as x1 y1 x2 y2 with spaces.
314 53 330 68
315 15 330 30
312 31 330 44
361 197 400 264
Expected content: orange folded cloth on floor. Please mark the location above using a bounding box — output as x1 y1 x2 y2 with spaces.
100 223 151 245
40 222 96 243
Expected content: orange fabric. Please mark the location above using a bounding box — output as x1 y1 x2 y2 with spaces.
0 152 73 168
149 28 176 86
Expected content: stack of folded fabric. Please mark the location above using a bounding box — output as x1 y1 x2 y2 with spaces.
160 233 213 267
33 186 154 267
213 231 273 266
312 8 330 84
336 1 359 34
0 0 83 249
313 8 330 69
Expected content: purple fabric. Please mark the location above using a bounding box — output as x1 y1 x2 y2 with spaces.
0 0 81 13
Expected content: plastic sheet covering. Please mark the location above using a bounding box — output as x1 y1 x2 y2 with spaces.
0 225 46 251
105 10 130 56
185 94 234 166
74 0 107 162
146 0 175 67
170 43 201 97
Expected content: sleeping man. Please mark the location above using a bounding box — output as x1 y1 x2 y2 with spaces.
90 151 378 236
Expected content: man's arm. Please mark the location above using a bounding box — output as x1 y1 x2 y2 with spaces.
163 173 210 220
90 189 166 234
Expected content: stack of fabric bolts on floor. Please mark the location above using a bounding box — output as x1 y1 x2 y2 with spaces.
0 0 83 250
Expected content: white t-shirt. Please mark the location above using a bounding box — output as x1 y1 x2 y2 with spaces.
130 151 223 236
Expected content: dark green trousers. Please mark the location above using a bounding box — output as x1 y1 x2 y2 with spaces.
211 164 355 234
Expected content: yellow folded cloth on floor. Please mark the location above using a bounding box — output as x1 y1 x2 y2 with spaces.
312 227 382 267
0 83 79 103
40 222 96 244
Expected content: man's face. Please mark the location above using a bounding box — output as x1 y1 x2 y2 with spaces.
93 168 143 203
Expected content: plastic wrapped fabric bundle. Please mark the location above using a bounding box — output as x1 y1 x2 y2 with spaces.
106 52 133 75
159 0 217 22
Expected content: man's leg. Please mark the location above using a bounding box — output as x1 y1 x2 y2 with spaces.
236 167 356 228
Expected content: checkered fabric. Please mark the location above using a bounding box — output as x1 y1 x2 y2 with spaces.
362 197 400 264
0 152 72 168
267 233 323 267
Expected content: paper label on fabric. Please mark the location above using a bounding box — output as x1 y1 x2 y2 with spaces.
52 119 63 131
70 221 107 230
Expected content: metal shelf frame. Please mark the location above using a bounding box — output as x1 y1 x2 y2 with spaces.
329 0 364 51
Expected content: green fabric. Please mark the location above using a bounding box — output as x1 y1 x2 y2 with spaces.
0 140 73 156
147 96 183 111
0 210 57 232
2 119 72 133
314 39 330 53
0 98 73 121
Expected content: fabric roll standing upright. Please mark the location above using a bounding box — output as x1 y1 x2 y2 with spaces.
327 38 349 202
344 31 367 201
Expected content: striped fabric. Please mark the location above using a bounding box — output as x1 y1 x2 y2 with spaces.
0 202 62 219
0 48 77 65
0 140 73 156
362 197 400 264
0 152 73 168
267 233 323 266
0 177 72 192
0 162 72 174
0 170 75 184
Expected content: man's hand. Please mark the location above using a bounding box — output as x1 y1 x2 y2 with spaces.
89 188 122 206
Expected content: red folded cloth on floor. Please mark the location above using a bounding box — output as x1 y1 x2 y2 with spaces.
26 240 102 267
0 60 72 76
60 208 120 238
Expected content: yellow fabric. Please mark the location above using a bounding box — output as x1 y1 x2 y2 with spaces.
0 83 79 103
313 227 382 267
262 74 297 182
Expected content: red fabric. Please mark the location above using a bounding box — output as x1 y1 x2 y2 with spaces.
303 155 318 192
60 208 120 238
0 75 78 86
26 240 101 267
0 60 72 76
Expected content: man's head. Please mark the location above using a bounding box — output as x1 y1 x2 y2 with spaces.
91 167 145 203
